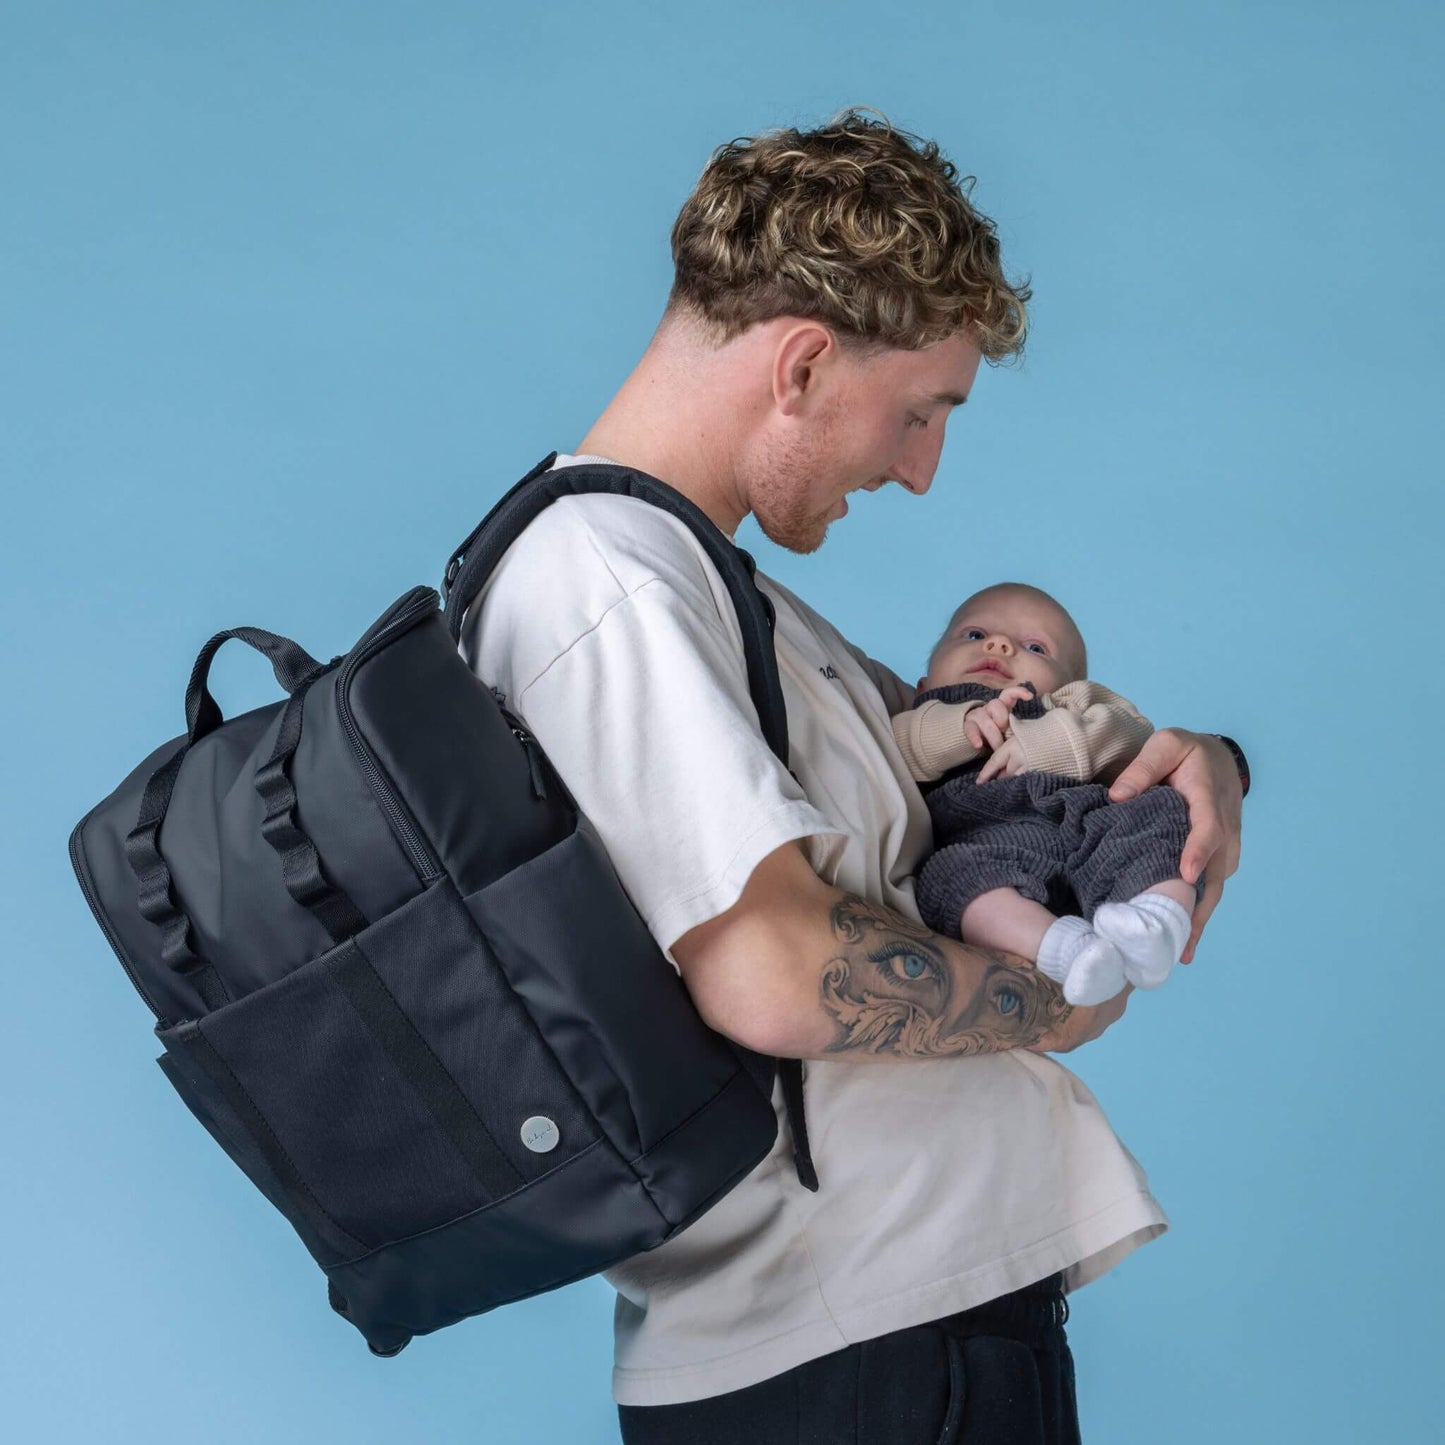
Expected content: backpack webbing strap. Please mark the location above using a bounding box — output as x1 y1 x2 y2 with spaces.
322 938 526 1201
125 746 232 1012
441 455 788 761
127 633 351 1015
441 454 818 1191
255 685 370 943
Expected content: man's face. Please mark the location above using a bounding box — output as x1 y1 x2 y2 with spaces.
746 328 983 554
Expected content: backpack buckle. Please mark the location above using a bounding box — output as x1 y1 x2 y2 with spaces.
441 552 463 604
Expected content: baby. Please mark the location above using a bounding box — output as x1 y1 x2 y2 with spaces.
890 582 1201 1006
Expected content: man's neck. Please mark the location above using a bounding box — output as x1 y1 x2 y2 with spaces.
571 432 744 540
573 316 761 538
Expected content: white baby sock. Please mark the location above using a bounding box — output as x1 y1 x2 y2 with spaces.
1091 891 1193 990
1037 915 1130 1006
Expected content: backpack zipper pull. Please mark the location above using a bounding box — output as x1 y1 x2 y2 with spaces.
511 727 547 799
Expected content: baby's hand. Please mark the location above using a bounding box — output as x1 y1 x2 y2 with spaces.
963 684 1034 753
976 735 1029 783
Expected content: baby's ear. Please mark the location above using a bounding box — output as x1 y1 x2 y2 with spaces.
916 676 927 691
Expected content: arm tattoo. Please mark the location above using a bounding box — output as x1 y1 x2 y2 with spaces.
819 893 1070 1057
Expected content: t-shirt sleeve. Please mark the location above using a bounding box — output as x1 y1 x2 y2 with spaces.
837 638 917 716
504 576 845 971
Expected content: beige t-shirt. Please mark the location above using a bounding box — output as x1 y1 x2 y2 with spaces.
458 454 1168 1407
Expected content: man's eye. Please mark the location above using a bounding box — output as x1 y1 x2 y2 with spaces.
907 415 928 429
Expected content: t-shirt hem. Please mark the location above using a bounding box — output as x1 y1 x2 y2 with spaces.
610 1190 1168 1406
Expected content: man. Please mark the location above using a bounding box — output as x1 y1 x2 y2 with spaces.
460 108 1243 1444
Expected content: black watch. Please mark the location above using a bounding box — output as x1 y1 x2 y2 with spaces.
1213 735 1251 798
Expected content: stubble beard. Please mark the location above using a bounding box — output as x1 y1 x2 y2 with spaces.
746 408 845 556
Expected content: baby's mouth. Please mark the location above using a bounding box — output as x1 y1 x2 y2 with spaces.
969 661 1013 680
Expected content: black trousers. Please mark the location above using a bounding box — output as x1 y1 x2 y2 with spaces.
616 1273 1080 1445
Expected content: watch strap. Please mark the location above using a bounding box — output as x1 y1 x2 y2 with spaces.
1214 734 1251 798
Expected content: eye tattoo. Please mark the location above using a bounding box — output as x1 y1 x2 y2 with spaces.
871 941 940 986
817 891 1070 1057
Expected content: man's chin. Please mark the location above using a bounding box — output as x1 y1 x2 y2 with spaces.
755 510 830 556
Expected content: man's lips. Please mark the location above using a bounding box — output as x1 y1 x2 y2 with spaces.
968 660 1013 680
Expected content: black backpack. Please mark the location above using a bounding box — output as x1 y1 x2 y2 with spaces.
69 453 817 1358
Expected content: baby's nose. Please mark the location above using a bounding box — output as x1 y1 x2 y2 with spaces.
985 635 1014 655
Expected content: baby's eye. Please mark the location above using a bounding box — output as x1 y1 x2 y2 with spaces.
1025 642 1049 655
962 628 985 641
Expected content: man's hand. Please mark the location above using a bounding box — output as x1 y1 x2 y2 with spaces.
1108 730 1243 963
963 684 1034 753
1026 984 1133 1053
976 735 1028 783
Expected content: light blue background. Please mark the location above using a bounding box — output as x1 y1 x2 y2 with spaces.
4 2 1440 1441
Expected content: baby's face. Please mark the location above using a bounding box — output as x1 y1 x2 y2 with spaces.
923 589 1084 697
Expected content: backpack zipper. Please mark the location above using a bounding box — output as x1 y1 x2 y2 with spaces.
336 586 445 883
509 724 547 799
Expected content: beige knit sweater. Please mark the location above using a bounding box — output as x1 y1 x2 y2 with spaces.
890 680 1155 785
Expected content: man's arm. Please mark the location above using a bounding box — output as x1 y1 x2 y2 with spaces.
836 638 915 716
671 840 1125 1060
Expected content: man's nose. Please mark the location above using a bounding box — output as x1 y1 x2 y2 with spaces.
891 423 946 495
889 468 933 496
984 634 1014 655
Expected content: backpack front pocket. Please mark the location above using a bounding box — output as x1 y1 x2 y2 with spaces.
155 874 601 1267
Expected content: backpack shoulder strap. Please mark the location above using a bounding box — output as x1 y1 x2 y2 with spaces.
441 453 819 1192
442 453 789 766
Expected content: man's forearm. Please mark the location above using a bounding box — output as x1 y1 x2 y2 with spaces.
787 890 1072 1061
673 843 1084 1061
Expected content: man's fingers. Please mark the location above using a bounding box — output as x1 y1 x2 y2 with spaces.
1029 984 1132 1052
1182 871 1223 964
1180 820 1224 886
1109 730 1188 801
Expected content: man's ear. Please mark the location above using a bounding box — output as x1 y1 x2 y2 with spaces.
773 321 835 415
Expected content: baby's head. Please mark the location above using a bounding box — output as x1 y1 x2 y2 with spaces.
920 583 1088 697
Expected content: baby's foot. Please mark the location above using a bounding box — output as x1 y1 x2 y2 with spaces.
1091 892 1192 990
1036 915 1130 1006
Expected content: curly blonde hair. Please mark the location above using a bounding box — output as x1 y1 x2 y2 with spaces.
667 106 1030 362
